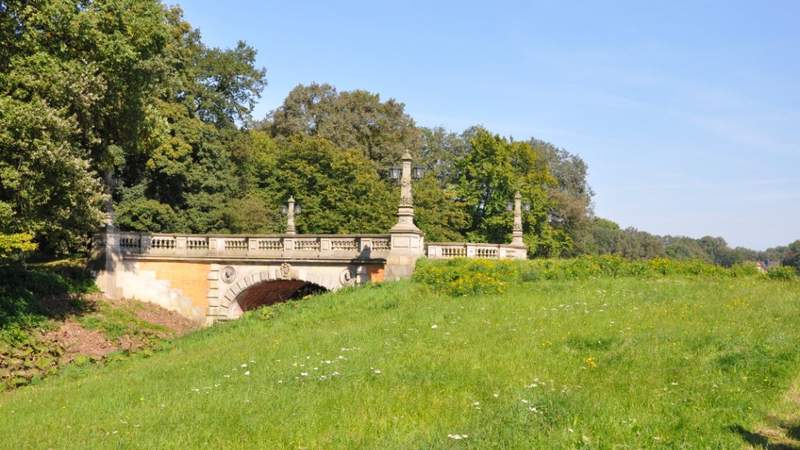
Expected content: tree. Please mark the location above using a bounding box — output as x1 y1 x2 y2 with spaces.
529 138 594 257
616 228 665 259
0 96 105 254
237 135 396 234
782 240 800 273
454 128 560 255
418 127 469 183
0 233 37 261
574 218 621 255
266 83 420 167
0 0 266 251
663 236 713 262
412 175 469 242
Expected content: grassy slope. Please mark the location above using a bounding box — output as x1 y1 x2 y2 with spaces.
1 278 799 449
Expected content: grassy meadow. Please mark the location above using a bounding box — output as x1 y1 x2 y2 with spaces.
1 273 799 449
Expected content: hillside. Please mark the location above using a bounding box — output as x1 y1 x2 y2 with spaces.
1 276 799 448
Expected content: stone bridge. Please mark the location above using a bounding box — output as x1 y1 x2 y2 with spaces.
96 152 527 324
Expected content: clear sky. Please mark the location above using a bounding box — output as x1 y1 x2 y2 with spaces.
178 0 798 250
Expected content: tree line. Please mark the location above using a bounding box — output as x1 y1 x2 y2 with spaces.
1 0 797 272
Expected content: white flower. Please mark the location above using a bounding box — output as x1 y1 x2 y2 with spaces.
243 371 250 376
373 369 382 374
431 324 438 329
300 372 308 377
241 363 247 368
447 434 468 440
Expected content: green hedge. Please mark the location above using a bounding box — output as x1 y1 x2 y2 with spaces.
414 255 780 296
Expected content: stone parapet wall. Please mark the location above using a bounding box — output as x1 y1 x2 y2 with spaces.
426 242 527 260
114 232 392 262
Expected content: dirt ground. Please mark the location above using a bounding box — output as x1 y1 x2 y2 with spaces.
44 297 199 362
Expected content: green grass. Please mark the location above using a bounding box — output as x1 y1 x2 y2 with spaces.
77 301 169 341
1 277 799 449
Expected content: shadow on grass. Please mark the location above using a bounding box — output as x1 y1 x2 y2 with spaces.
0 262 97 335
730 424 800 449
785 422 800 441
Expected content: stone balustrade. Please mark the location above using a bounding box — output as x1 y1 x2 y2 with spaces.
425 242 527 260
114 232 392 261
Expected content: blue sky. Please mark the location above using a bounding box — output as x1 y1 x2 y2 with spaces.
178 0 799 250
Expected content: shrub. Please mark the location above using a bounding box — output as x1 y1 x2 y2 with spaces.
767 266 797 281
730 262 761 278
413 258 518 296
414 255 784 296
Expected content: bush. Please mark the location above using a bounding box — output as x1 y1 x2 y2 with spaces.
730 262 762 278
414 256 784 296
413 258 518 296
767 266 797 281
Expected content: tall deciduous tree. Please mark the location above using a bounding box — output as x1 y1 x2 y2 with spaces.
454 128 560 255
266 83 420 167
233 133 396 234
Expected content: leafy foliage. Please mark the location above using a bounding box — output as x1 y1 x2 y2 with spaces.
414 256 783 296
0 233 37 261
455 128 558 254
2 0 790 266
413 258 519 296
767 266 798 281
266 83 420 167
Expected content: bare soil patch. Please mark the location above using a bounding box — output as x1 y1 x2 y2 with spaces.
2 296 199 390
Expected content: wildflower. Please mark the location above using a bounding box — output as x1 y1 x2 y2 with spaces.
300 372 308 377
431 324 438 329
585 356 598 369
447 434 468 440
244 371 250 376
241 364 247 368
373 369 382 374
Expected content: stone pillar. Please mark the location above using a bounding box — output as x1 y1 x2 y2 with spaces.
511 191 525 248
96 225 122 300
286 196 297 235
385 151 425 280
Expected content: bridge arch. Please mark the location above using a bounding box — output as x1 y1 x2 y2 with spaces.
217 267 346 320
